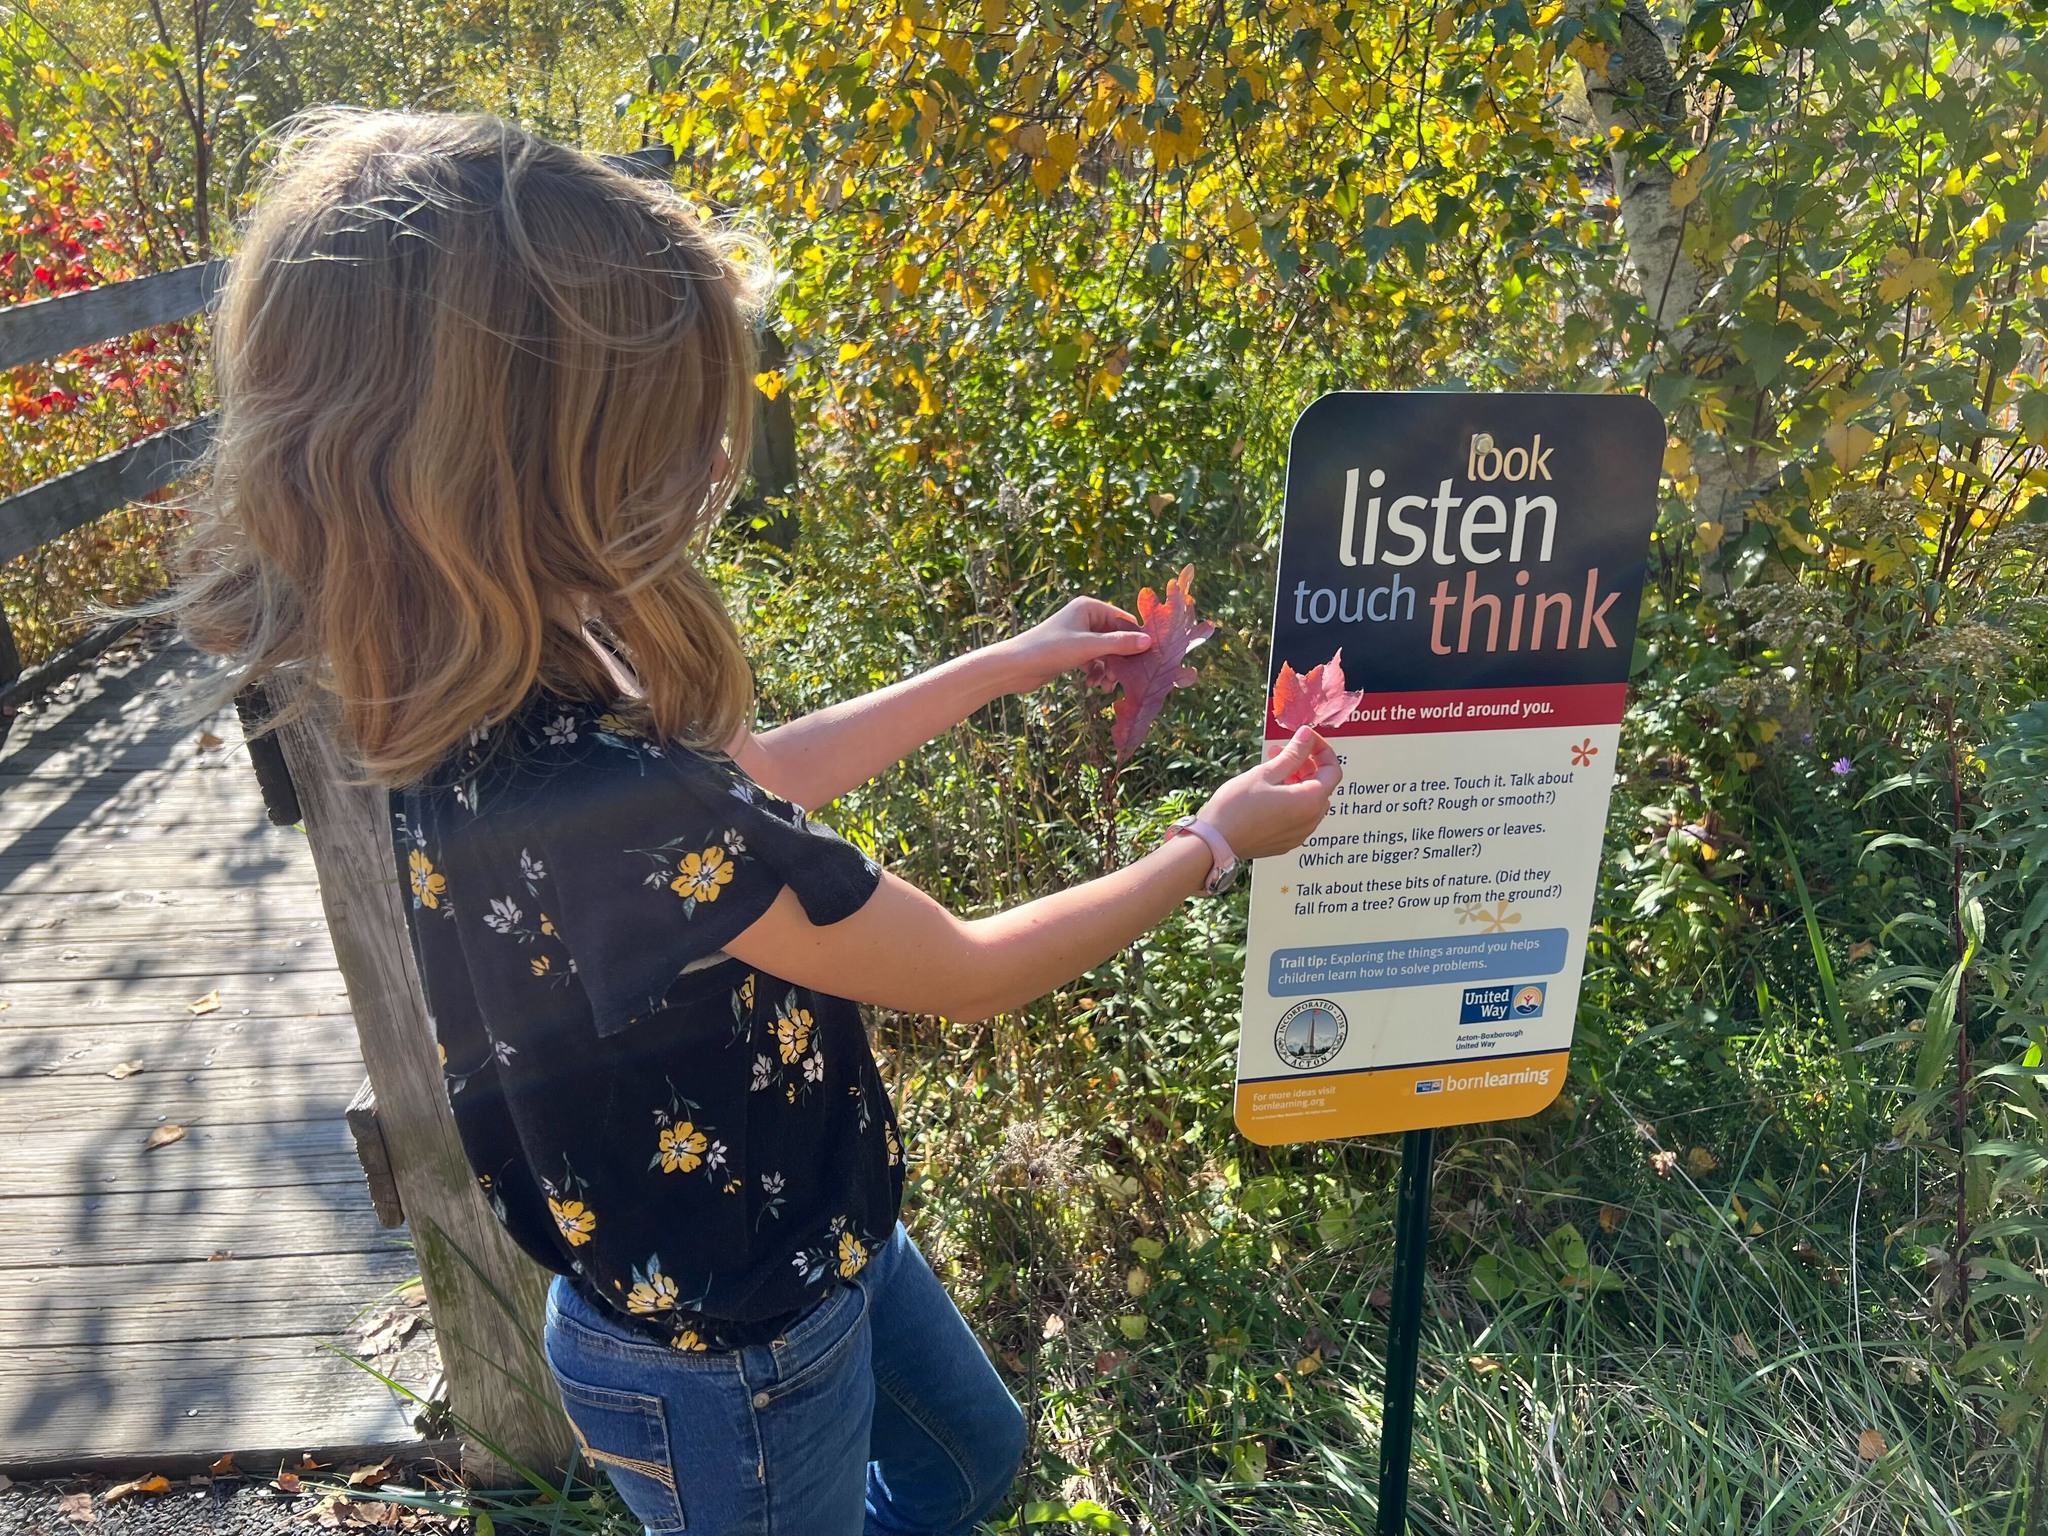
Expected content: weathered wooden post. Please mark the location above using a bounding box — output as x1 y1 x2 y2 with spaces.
274 706 574 1482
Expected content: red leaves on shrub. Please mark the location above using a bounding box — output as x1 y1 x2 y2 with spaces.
1270 648 1364 733
1088 564 1215 761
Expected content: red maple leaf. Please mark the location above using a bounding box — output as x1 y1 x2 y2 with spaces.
1270 648 1364 734
1087 564 1216 762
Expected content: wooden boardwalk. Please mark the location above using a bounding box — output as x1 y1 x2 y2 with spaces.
0 640 435 1473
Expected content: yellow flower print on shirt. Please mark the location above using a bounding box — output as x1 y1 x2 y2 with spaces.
549 1198 596 1246
671 846 735 906
774 1002 815 1065
628 1263 678 1315
655 1121 709 1174
671 1328 708 1352
837 1230 869 1278
409 849 446 909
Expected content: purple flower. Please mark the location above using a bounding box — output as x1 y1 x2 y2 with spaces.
1830 757 1852 776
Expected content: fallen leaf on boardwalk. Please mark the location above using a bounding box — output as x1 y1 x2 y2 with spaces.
143 1123 186 1151
103 1475 171 1502
1857 1428 1887 1460
58 1491 96 1523
107 1060 145 1079
1729 1332 1759 1362
1084 564 1215 761
298 1455 329 1471
357 1307 422 1355
273 1471 303 1495
208 1454 237 1476
315 1496 352 1528
1270 648 1365 734
197 731 224 751
347 1459 396 1490
188 989 222 1015
357 1502 401 1527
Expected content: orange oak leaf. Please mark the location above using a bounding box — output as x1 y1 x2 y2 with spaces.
1087 565 1215 761
1270 648 1364 733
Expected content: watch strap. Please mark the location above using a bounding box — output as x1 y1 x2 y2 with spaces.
1171 816 1239 894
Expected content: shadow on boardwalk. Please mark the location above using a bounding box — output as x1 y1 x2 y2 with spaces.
0 640 434 1473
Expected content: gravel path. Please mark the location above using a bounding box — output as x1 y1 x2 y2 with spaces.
0 1457 470 1536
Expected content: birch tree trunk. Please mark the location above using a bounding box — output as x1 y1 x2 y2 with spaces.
1571 0 1772 595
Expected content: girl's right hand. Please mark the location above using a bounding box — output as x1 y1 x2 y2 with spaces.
1198 727 1342 860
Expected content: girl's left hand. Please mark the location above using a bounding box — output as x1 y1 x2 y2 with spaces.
991 597 1152 694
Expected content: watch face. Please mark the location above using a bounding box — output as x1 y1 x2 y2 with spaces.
1208 859 1241 895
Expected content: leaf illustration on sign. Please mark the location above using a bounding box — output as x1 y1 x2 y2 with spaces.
1269 648 1364 733
1087 565 1215 761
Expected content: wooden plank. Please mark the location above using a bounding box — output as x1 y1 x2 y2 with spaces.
0 1119 372 1198
0 261 221 373
0 781 308 829
0 890 329 939
276 707 571 1478
0 416 217 566
1 1021 365 1084
347 1079 407 1229
0 1337 424 1474
0 1185 396 1269
0 1250 419 1345
0 987 350 1036
0 1064 361 1134
0 937 343 984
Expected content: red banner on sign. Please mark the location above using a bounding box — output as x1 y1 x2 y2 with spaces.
1265 682 1628 740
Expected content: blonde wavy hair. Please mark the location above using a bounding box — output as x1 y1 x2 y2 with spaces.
168 110 767 785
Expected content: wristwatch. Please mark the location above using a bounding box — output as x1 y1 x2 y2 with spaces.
1168 815 1241 895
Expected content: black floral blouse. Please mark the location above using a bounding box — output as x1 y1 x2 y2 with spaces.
390 694 903 1351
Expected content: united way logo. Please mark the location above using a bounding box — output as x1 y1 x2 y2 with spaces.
1512 983 1547 1017
1274 999 1348 1071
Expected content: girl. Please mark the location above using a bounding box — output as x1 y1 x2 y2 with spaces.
169 111 1339 1536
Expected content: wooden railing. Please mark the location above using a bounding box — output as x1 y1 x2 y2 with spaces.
0 263 222 721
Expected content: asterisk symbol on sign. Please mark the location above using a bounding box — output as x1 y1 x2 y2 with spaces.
1571 739 1599 767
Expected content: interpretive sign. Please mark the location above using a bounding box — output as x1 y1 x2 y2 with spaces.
1235 392 1664 1144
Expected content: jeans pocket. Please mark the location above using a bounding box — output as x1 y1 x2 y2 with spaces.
554 1374 689 1534
757 1281 869 1406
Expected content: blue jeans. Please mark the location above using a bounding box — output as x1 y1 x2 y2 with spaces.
542 1224 1027 1535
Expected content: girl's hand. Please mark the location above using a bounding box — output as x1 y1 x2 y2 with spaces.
1198 727 1342 860
989 597 1151 694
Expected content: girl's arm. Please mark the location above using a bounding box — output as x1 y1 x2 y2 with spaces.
723 728 1342 1020
730 598 1151 810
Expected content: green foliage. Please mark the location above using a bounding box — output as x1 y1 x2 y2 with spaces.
7 0 2048 1526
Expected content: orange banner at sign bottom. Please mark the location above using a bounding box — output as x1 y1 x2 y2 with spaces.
1234 1052 1571 1144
